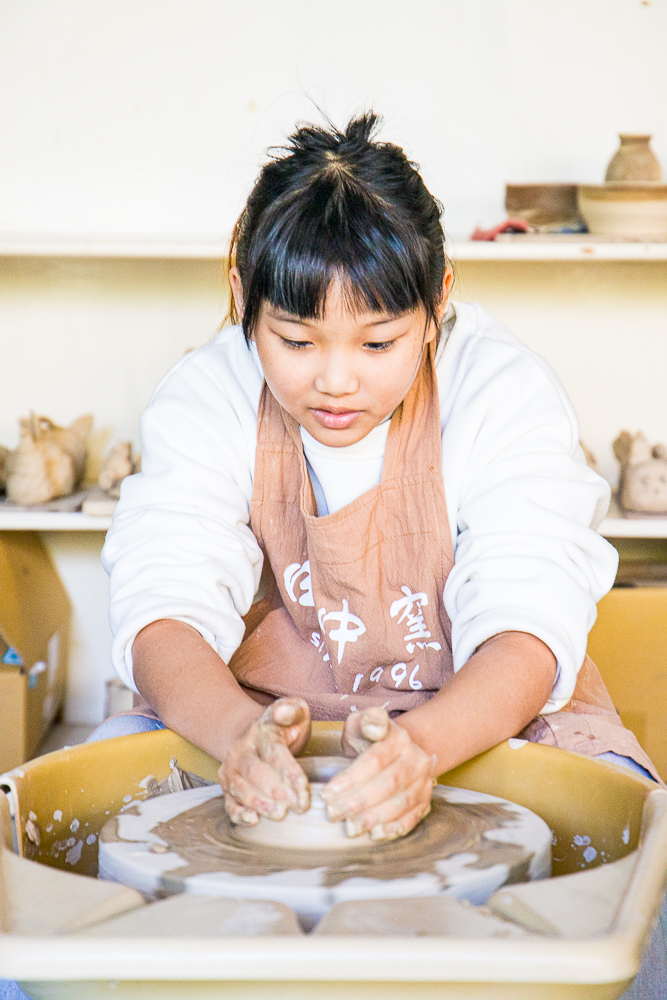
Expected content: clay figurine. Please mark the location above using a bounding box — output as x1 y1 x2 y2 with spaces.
580 441 598 472
0 445 9 493
98 441 141 499
5 413 93 506
614 430 667 514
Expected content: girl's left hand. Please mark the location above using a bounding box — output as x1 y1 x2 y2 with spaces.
320 707 435 841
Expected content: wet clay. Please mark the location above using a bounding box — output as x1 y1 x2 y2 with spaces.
112 790 534 892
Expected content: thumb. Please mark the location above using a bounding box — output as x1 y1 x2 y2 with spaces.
342 706 391 757
264 697 310 730
259 697 312 755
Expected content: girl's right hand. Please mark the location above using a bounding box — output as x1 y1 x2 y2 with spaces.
217 697 312 826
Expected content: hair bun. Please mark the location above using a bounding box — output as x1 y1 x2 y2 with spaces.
341 111 381 150
286 111 381 160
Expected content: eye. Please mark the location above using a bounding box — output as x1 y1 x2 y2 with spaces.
281 338 312 350
365 339 396 352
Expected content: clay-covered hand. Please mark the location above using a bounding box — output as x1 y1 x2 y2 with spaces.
217 697 312 827
320 707 435 842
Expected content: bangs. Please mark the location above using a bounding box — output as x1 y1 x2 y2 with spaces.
239 173 439 337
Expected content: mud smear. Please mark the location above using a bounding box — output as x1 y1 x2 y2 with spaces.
142 794 533 891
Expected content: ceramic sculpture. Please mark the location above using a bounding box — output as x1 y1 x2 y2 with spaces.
0 445 9 493
98 441 141 498
605 135 662 183
578 134 666 239
578 183 667 239
5 413 93 506
580 441 598 472
504 184 585 233
614 431 667 515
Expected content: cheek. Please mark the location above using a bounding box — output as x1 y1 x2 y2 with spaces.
261 351 310 411
370 357 422 409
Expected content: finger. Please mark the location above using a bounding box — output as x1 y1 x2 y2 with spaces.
219 742 298 809
254 729 311 813
322 726 409 805
329 760 432 826
265 697 310 729
223 791 259 827
342 706 390 757
368 800 433 842
222 770 291 821
244 751 306 810
343 782 433 839
261 698 312 754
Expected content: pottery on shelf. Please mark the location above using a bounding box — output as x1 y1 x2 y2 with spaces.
5 413 93 506
504 184 586 232
605 135 662 183
98 440 141 499
577 183 667 239
614 430 667 515
0 445 9 493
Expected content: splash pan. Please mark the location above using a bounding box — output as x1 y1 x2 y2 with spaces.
1 724 666 999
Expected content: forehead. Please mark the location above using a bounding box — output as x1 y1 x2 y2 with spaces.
264 280 421 328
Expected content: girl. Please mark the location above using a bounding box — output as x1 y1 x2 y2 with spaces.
99 112 659 843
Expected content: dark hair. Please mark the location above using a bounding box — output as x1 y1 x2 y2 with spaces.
226 112 449 341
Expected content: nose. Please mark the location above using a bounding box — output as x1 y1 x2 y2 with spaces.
314 352 359 398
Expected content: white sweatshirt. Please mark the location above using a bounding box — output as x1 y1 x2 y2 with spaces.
102 301 618 713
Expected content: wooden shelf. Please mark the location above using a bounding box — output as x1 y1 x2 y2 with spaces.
599 516 667 539
0 235 227 259
450 239 667 262
0 507 665 538
0 511 112 531
0 235 666 262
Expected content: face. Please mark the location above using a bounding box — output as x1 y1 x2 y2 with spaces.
230 271 450 448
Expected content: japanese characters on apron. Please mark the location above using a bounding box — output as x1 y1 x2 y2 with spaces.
132 338 661 781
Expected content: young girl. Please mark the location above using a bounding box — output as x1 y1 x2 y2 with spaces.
98 112 659 843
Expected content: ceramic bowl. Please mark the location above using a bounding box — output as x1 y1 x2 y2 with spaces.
578 183 667 239
505 183 585 231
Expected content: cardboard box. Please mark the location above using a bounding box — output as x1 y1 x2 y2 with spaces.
0 532 70 773
588 585 667 781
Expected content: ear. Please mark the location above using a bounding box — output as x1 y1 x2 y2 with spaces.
69 414 93 441
229 267 245 321
438 266 454 321
425 267 454 345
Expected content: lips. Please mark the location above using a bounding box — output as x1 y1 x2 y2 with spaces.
311 408 361 430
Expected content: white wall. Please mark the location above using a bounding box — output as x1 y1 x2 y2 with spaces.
0 0 666 238
0 1 666 722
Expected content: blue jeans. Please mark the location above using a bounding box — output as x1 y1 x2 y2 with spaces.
1 726 664 999
85 713 166 741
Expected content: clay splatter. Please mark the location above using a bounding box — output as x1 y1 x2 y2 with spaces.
66 840 83 865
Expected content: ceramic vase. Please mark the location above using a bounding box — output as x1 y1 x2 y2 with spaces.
605 134 662 183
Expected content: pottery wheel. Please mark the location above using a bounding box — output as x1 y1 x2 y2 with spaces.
99 757 552 924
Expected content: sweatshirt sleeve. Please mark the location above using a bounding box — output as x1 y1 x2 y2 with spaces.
102 341 264 692
441 312 618 713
